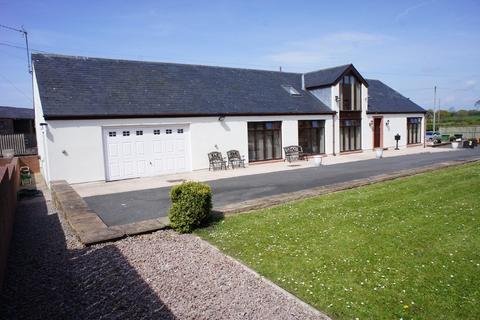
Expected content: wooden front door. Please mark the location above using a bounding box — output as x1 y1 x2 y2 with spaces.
373 118 382 148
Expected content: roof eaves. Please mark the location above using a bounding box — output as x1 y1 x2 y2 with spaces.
44 111 336 120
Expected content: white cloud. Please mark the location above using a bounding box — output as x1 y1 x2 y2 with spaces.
465 80 477 88
265 31 393 69
395 0 437 22
322 32 392 43
443 95 457 104
268 51 329 65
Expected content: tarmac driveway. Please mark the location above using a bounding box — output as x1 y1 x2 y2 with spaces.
84 148 480 226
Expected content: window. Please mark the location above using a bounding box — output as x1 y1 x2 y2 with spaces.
136 130 143 136
166 129 172 134
122 131 130 136
248 122 282 162
340 74 362 111
177 129 184 134
108 131 116 137
281 85 301 96
340 119 362 152
154 129 160 135
298 120 325 154
407 117 422 144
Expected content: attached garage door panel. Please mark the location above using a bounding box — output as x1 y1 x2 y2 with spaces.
104 126 189 181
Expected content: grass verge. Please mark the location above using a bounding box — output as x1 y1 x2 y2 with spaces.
197 162 480 319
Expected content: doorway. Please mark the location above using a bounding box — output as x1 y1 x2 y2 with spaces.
373 117 383 149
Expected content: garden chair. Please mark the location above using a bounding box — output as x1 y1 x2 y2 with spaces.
283 145 308 163
226 150 246 169
208 151 227 171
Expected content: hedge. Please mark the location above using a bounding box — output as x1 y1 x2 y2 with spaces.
168 181 212 233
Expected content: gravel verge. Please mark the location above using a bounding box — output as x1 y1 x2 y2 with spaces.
0 185 327 319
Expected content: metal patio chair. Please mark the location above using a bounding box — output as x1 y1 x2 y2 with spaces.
283 145 308 163
208 151 228 171
226 150 246 169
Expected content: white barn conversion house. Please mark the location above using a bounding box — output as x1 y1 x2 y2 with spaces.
32 53 426 184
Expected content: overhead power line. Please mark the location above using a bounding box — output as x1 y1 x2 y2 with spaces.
0 24 32 73
0 23 24 33
0 72 33 103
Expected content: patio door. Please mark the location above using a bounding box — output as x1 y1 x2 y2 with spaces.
248 122 282 162
298 120 325 154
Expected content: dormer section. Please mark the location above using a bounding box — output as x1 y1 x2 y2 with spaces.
303 64 368 112
339 73 363 111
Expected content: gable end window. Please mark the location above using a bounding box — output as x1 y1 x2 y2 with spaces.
166 129 172 134
154 129 160 135
136 130 143 136
340 74 362 111
108 132 116 137
122 131 130 136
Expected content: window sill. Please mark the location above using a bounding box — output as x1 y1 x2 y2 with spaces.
249 159 284 165
339 150 363 155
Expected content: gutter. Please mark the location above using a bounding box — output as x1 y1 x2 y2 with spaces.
44 111 336 120
366 111 427 115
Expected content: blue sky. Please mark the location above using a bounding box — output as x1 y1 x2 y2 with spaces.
1 0 479 110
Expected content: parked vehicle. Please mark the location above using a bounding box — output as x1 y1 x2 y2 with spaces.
425 131 442 142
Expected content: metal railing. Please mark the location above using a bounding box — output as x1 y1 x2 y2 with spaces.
439 126 480 140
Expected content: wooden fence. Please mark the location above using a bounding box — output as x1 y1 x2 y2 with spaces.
0 134 37 157
439 126 480 139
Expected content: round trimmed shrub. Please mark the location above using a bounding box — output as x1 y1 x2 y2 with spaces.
168 181 212 233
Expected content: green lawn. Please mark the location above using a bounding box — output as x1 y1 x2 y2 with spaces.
197 163 480 319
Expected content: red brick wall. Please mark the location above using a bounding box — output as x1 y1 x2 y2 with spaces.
0 157 19 289
19 155 40 173
0 155 39 173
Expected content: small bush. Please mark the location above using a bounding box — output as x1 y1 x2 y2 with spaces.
168 181 212 233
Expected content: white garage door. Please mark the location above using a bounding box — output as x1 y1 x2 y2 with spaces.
103 125 189 181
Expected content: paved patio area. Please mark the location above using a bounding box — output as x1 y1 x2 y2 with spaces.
74 146 453 197
81 147 480 226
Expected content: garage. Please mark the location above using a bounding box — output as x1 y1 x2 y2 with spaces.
103 125 190 181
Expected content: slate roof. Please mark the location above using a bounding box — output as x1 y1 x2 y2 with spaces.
0 106 34 119
32 54 425 118
367 79 426 114
304 64 368 89
32 54 333 119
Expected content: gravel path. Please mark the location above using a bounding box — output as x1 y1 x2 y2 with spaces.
0 184 327 319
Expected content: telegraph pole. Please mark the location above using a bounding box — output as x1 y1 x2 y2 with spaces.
438 98 441 130
432 86 437 132
0 24 31 74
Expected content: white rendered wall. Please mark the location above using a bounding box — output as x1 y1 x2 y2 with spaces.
360 84 370 150
43 114 332 184
331 83 341 154
32 67 50 182
365 113 425 149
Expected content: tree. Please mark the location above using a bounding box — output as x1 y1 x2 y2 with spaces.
475 100 480 110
